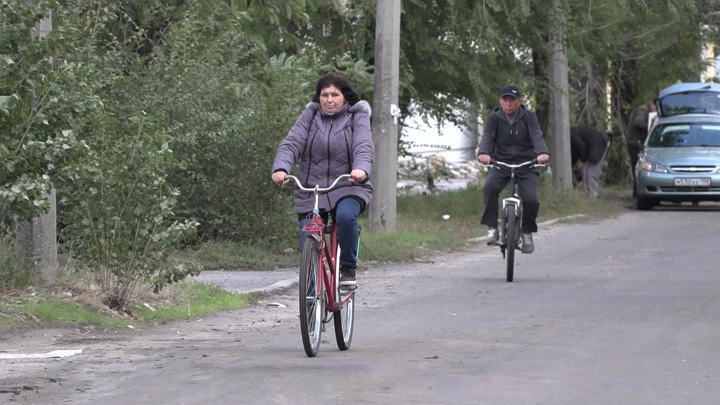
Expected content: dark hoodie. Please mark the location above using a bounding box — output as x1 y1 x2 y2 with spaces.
570 126 611 165
477 105 548 164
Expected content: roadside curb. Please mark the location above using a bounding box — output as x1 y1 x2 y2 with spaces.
537 214 586 226
246 277 298 297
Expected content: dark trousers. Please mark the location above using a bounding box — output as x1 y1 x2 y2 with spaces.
481 167 540 233
627 141 643 182
299 197 361 269
627 140 643 196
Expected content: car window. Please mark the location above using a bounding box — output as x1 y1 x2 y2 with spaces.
647 123 720 147
660 91 720 117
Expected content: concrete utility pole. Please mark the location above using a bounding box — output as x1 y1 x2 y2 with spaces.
368 0 401 233
17 10 58 285
548 2 572 191
16 191 57 285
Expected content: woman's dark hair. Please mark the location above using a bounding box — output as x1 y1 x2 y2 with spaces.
312 73 361 106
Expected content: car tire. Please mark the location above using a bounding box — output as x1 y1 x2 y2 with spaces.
635 195 656 211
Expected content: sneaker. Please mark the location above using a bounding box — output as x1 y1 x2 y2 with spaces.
521 233 534 254
486 228 500 246
339 266 357 287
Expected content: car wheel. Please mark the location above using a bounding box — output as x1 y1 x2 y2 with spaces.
635 195 656 211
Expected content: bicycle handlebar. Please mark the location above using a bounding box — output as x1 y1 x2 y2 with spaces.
284 174 353 194
483 159 545 172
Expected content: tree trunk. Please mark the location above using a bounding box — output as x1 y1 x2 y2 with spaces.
532 48 551 141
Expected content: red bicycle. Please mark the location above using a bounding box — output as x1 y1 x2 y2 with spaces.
285 174 357 358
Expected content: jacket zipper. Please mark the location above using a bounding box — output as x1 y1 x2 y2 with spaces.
325 117 334 209
304 114 318 191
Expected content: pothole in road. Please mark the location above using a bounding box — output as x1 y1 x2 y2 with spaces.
0 385 39 395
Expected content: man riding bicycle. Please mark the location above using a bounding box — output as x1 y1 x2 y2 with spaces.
477 85 550 253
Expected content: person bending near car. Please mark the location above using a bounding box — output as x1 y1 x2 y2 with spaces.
271 73 374 287
627 99 656 194
570 126 613 199
477 85 550 254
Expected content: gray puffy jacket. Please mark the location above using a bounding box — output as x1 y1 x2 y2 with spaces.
272 100 374 214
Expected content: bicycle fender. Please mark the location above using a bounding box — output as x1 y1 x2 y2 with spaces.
502 197 521 216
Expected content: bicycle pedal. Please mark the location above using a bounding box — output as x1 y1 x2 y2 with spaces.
339 284 357 291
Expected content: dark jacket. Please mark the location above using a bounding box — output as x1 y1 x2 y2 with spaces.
627 103 651 143
570 126 610 165
272 101 374 214
477 105 548 164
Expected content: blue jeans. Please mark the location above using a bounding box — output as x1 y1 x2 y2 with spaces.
299 198 361 269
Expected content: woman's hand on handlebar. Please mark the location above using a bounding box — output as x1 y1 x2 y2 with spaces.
349 169 367 183
478 154 492 165
271 171 288 184
536 154 550 164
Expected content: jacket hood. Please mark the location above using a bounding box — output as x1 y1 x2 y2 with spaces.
493 104 528 122
350 100 372 117
306 100 372 117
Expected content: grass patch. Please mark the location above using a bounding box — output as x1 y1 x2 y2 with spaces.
186 178 631 268
19 298 129 327
0 293 130 328
132 281 258 323
358 178 629 263
172 240 299 271
0 281 257 327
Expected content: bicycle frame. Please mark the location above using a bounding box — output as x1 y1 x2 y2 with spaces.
286 174 353 313
487 160 542 250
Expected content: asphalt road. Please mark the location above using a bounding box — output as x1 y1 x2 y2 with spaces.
2 203 720 404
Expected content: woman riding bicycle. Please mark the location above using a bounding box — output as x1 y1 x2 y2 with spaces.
477 85 549 253
271 73 374 287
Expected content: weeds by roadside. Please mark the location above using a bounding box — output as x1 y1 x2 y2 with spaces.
174 181 630 269
0 235 33 290
0 281 256 328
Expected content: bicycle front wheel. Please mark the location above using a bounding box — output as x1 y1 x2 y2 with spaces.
334 287 355 351
504 207 517 282
299 236 324 357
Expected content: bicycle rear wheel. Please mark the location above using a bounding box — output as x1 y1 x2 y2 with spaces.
504 206 517 282
299 236 324 357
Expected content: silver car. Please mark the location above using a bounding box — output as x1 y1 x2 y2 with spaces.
635 114 720 210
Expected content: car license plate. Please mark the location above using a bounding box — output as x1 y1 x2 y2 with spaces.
674 177 711 186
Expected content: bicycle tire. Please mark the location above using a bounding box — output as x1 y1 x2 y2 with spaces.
333 289 355 350
505 206 516 282
333 232 360 350
333 245 355 350
299 236 323 357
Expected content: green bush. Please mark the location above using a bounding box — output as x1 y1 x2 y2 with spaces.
0 1 80 228
138 11 371 244
1 3 200 306
602 137 631 186
1 1 375 305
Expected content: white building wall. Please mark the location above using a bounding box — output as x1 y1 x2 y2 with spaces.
401 105 481 163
